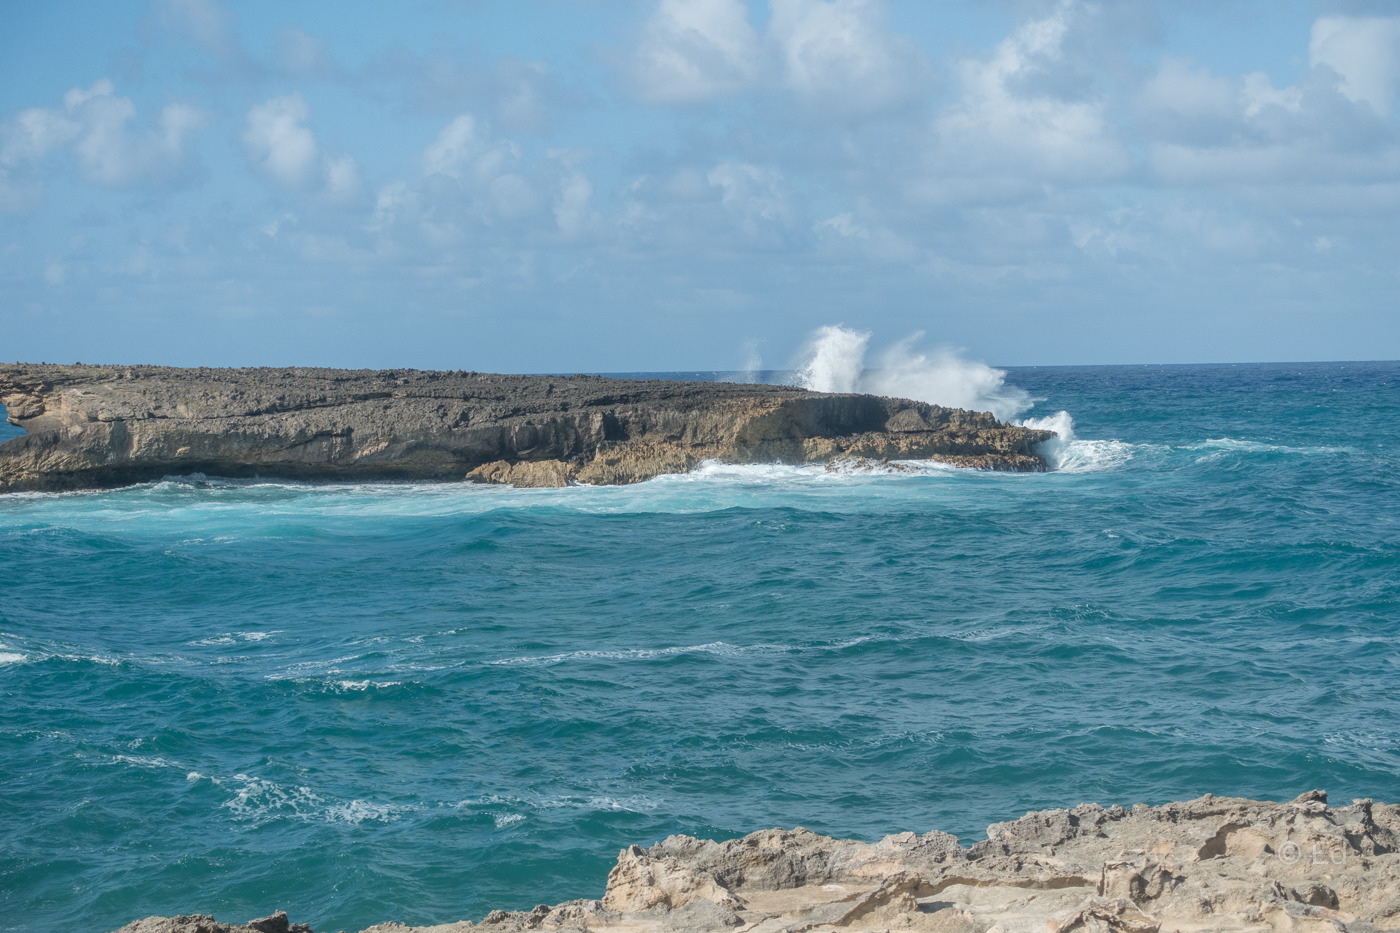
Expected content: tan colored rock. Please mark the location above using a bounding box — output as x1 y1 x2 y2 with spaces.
601 844 745 912
113 912 312 933
466 459 573 487
114 792 1400 933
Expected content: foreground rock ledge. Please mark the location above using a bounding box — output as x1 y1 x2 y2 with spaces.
0 364 1052 493
115 792 1399 933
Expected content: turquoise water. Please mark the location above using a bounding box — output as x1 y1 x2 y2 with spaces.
2 362 1399 933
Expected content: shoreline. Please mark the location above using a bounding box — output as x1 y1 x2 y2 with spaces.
113 791 1398 933
0 364 1051 494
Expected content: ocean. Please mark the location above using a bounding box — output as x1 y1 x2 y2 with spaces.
2 361 1398 933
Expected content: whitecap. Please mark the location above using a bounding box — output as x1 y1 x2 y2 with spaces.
1188 437 1352 458
488 635 884 668
331 679 402 691
109 753 179 769
222 774 324 822
0 651 27 665
189 631 281 647
325 800 414 824
486 640 784 667
582 795 661 813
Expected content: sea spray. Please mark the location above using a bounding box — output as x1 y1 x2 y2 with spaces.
1021 410 1075 469
738 339 764 384
786 325 1124 469
793 325 868 395
790 325 1032 422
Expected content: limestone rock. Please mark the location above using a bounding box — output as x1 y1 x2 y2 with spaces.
112 912 312 933
0 364 1053 492
111 792 1400 933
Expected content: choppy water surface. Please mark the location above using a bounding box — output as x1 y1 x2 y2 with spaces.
2 362 1398 933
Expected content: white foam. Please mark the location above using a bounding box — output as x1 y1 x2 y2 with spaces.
189 631 281 647
1019 411 1136 474
109 753 179 769
1187 437 1351 462
453 792 661 815
325 800 413 824
489 635 881 668
581 795 661 813
56 651 123 666
223 774 325 822
487 640 776 667
655 458 961 487
0 651 27 665
331 679 402 691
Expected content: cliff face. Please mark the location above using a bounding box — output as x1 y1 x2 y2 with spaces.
112 791 1400 933
0 364 1052 492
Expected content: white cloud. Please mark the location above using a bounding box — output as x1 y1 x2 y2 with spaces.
1139 58 1236 121
1136 59 1304 148
371 181 417 233
490 174 537 219
932 2 1127 185
817 212 869 239
276 26 332 77
146 0 251 72
708 161 791 235
768 0 924 114
368 114 607 248
1136 32 1400 188
631 0 761 103
554 170 594 237
1 108 81 166
324 155 363 202
243 94 319 187
1310 16 1400 114
242 95 362 201
423 114 520 183
1241 72 1302 118
0 107 81 211
815 211 918 263
0 79 204 192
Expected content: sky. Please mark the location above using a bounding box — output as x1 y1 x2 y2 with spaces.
2 0 1398 371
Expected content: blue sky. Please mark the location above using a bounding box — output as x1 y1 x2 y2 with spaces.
2 0 1398 370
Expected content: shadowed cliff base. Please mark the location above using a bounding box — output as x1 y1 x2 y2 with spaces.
0 364 1053 493
112 791 1400 933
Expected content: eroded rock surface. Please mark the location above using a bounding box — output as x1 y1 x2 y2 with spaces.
0 364 1051 492
113 792 1400 933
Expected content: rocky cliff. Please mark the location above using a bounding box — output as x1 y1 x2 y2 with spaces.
0 364 1052 492
113 791 1400 933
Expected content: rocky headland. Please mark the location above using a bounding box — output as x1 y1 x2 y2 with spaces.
113 791 1399 933
0 364 1052 493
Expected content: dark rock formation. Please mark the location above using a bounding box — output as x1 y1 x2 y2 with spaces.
111 792 1400 932
0 364 1052 493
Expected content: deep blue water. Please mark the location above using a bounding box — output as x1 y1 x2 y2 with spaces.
2 362 1399 933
